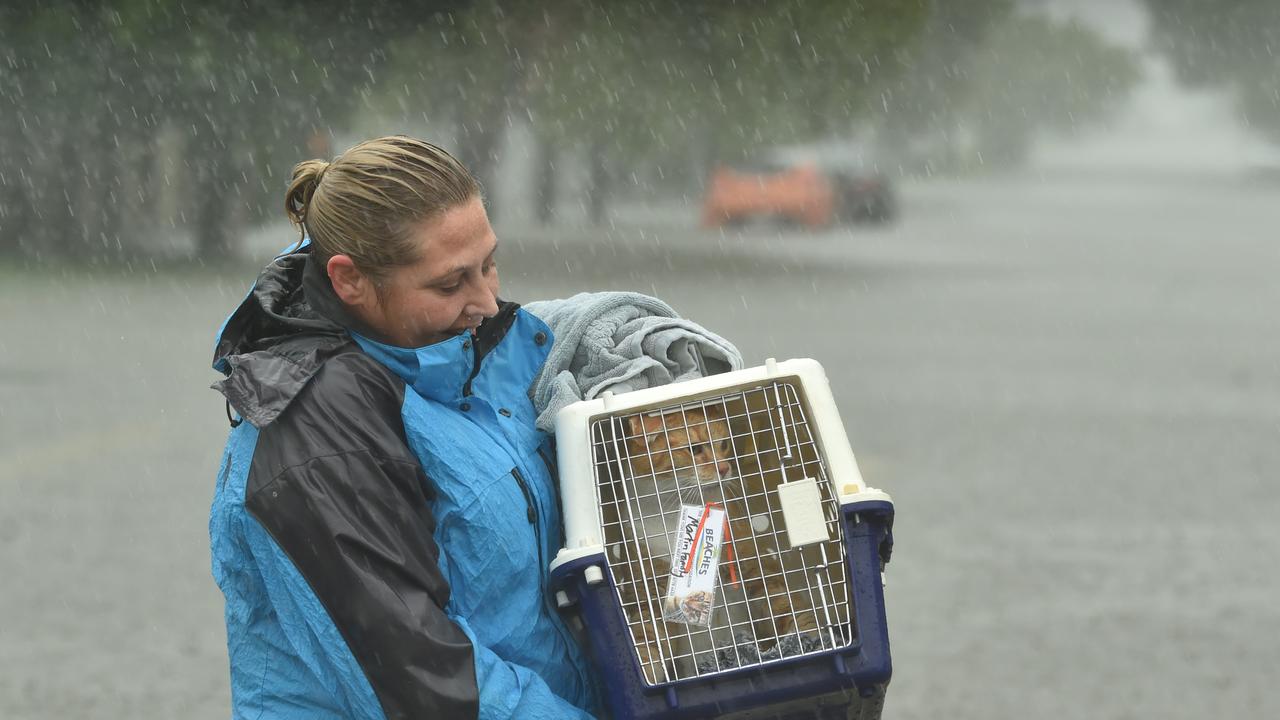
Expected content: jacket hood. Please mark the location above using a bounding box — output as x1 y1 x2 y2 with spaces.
211 247 354 427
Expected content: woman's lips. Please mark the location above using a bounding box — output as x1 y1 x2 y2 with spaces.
448 316 484 336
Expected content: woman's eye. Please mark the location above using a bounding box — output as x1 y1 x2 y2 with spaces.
438 282 462 294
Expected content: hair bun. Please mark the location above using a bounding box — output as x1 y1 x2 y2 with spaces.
284 159 331 227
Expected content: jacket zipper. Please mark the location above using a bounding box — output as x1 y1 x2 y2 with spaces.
513 466 552 633
511 467 545 599
535 445 565 548
511 466 537 524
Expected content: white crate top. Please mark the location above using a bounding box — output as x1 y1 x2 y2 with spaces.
550 358 890 572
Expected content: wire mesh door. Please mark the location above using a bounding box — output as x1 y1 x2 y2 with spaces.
592 379 854 686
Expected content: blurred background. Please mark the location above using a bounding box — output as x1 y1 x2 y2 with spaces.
0 0 1276 718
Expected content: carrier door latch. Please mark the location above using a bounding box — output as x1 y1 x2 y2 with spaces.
777 477 832 548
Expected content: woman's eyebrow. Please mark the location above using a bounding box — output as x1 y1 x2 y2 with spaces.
425 239 498 284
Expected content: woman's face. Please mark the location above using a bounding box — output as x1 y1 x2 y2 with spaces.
363 195 501 348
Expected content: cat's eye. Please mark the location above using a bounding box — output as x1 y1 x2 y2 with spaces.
691 443 707 455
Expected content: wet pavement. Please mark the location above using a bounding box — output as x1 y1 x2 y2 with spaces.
1 171 1276 718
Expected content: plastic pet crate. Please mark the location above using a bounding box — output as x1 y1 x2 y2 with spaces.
549 359 894 719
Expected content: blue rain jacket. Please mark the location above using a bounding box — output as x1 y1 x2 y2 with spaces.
209 249 599 719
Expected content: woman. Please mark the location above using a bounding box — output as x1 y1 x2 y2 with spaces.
209 136 600 719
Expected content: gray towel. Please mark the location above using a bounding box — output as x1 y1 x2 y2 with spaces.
525 292 744 433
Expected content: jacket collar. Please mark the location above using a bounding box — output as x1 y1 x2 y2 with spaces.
352 301 548 405
351 329 474 404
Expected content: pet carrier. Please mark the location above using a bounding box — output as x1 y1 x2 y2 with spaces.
549 358 894 720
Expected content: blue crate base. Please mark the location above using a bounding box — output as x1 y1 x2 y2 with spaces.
551 500 893 720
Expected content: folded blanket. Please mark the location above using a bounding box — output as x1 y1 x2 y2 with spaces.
525 292 744 433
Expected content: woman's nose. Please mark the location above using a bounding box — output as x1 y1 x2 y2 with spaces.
469 281 500 318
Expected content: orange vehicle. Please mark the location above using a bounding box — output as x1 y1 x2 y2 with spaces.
701 164 835 229
701 143 896 229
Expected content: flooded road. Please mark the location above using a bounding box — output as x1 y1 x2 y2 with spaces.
2 171 1276 718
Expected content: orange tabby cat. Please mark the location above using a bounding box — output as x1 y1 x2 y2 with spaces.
611 405 818 681
615 405 739 680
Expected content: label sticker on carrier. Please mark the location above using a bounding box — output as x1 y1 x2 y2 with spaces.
661 504 725 626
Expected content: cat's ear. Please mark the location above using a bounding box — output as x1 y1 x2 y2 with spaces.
700 404 725 421
628 413 670 445
642 413 677 437
626 415 648 445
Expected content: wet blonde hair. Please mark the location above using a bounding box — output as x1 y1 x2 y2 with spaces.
284 136 480 280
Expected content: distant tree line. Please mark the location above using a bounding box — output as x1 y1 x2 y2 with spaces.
0 0 448 262
1142 0 1280 144
882 1 1142 172
0 0 1140 264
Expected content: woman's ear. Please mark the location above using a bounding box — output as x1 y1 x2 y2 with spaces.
326 254 373 309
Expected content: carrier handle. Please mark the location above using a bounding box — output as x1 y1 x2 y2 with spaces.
839 498 895 689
